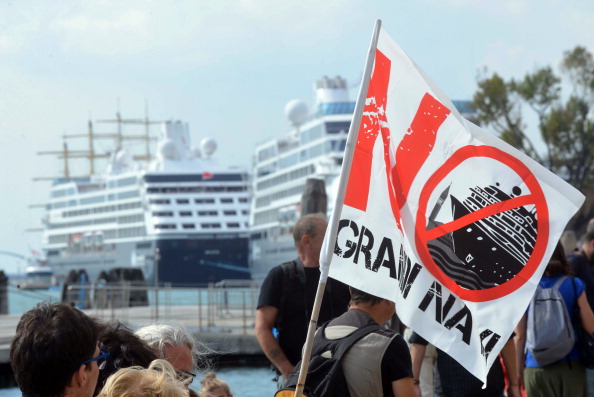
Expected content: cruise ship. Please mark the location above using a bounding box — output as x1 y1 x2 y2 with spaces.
248 75 479 281
40 116 251 286
249 76 355 280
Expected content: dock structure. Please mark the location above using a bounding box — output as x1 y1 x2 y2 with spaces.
0 285 265 370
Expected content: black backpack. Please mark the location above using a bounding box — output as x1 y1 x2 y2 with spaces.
275 322 382 397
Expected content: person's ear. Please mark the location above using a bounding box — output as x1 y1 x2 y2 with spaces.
71 365 87 388
301 234 311 247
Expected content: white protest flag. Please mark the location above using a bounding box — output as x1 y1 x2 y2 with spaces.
319 23 585 384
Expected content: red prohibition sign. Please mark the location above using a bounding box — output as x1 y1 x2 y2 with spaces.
415 145 550 302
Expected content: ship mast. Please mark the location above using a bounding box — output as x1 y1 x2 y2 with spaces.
34 108 163 180
96 107 163 163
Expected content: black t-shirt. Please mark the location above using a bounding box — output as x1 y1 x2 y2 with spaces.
257 261 351 365
328 309 413 396
409 332 504 397
569 251 594 309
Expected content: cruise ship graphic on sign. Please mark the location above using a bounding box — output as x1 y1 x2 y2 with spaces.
427 183 538 290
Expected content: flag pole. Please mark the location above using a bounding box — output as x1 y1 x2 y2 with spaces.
292 19 382 397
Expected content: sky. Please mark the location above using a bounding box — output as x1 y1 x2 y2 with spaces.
0 0 593 272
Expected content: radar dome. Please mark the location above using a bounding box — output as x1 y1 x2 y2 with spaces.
285 99 309 126
200 138 217 158
115 149 132 166
158 139 177 159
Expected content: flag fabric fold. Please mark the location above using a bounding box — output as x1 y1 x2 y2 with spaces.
320 25 585 384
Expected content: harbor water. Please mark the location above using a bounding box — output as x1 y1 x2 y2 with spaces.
0 367 277 396
3 286 277 396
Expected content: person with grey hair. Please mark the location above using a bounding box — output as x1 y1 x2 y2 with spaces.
255 213 351 384
135 324 209 389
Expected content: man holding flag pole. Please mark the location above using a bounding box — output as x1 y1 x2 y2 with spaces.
290 17 585 396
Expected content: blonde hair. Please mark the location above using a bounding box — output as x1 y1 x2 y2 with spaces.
98 359 188 397
200 372 232 397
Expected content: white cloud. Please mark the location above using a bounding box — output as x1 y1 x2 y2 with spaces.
53 1 360 56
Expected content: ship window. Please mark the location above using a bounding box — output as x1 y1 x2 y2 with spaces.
179 211 192 217
242 210 249 215
205 186 225 192
239 198 248 203
223 210 237 216
182 223 196 229
136 242 152 249
117 177 137 187
80 196 104 205
309 143 323 158
119 214 143 224
301 124 324 144
51 201 67 209
197 210 218 216
176 199 190 204
279 153 299 169
220 198 233 204
326 121 350 134
153 211 174 217
51 189 66 198
227 223 240 228
257 145 276 162
155 224 176 229
149 199 171 205
179 187 202 193
201 223 221 229
118 202 141 211
119 190 139 199
195 198 215 204
251 232 263 240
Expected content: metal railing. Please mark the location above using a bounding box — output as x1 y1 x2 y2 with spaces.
64 283 260 335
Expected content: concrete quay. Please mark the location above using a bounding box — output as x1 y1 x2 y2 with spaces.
0 303 264 366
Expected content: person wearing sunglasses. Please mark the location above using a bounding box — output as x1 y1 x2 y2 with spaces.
135 323 210 393
10 302 103 397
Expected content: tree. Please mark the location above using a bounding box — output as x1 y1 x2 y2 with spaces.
473 46 594 232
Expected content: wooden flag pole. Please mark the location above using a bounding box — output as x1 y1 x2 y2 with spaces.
292 19 382 397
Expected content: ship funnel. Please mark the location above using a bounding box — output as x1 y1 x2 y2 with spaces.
315 75 349 105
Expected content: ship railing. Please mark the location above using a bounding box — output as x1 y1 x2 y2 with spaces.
64 283 260 335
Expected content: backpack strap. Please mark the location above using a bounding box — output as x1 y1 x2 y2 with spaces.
278 259 307 325
552 276 568 290
313 322 384 361
293 257 307 285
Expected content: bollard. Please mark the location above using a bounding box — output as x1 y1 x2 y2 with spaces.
0 271 7 315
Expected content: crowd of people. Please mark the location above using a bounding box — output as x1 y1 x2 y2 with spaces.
9 305 233 397
255 214 594 396
11 213 594 397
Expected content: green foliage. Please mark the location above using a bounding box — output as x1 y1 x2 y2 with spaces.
473 46 594 192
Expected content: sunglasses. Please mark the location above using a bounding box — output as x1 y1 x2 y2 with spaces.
176 370 197 385
81 350 110 370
